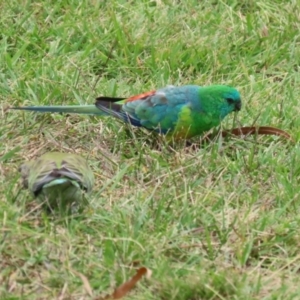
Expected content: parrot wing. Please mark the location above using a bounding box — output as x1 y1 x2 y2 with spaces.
95 86 201 133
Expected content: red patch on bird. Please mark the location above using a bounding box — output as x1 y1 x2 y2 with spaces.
125 90 156 102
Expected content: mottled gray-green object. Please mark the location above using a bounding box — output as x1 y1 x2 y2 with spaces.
19 152 94 213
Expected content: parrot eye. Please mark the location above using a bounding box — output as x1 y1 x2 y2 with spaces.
226 97 235 105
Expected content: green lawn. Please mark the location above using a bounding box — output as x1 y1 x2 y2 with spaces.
1 0 300 299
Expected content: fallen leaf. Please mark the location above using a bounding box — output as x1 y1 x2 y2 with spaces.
203 126 293 142
228 126 293 141
97 267 151 300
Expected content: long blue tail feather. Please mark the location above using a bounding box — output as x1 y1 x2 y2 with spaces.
12 105 105 115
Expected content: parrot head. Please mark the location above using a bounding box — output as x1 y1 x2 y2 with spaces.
199 85 242 120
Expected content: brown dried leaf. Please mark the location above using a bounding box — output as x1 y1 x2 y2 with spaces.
203 126 293 142
97 267 151 300
227 126 293 142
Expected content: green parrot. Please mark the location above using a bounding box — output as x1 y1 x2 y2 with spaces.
19 152 94 213
13 85 242 140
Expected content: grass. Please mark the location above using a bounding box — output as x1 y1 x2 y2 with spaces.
1 0 300 299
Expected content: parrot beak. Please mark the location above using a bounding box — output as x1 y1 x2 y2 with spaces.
234 101 242 111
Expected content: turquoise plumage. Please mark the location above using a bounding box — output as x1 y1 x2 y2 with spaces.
13 85 242 140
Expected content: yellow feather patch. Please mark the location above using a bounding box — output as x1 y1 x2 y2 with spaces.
171 106 194 139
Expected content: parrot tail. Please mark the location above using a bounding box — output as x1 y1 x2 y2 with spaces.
12 105 105 115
